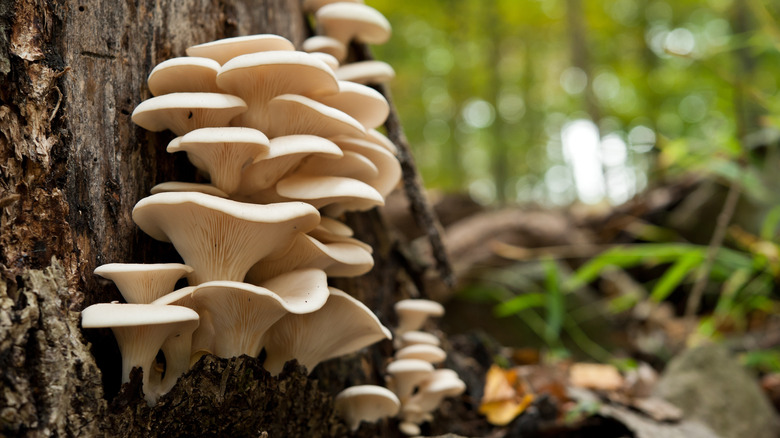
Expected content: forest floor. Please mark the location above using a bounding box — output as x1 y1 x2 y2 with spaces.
381 179 780 437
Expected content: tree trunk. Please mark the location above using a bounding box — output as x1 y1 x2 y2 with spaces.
0 1 453 436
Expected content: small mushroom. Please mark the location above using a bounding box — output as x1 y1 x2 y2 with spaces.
331 136 401 198
131 92 247 136
266 93 366 138
336 60 395 85
274 174 384 212
386 358 435 401
186 34 295 65
315 3 392 46
314 81 389 129
334 385 400 432
216 51 339 131
395 344 446 365
81 303 199 404
166 127 270 195
394 299 445 335
398 330 441 348
302 36 347 63
93 263 193 304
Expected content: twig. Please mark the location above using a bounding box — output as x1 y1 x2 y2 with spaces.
684 180 742 319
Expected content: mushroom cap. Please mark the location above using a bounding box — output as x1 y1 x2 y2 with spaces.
191 279 328 358
398 331 441 348
394 299 445 334
302 36 347 63
405 369 466 414
216 51 339 131
131 92 247 136
303 0 363 14
262 287 391 375
81 302 200 328
318 216 354 237
308 52 340 72
245 233 373 283
336 61 395 84
151 286 215 359
334 384 400 432
150 181 229 198
315 81 389 129
237 135 343 195
132 192 320 284
275 174 384 211
266 94 366 138
94 263 193 304
166 127 270 195
395 344 447 364
386 358 435 400
315 3 392 45
331 136 401 197
186 34 296 65
308 223 373 253
147 57 220 96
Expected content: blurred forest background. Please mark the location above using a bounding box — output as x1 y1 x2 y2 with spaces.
372 0 780 380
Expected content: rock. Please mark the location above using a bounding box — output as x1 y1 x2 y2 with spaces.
654 343 779 438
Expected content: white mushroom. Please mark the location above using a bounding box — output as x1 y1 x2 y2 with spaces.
395 344 446 365
394 299 445 335
336 61 395 85
265 93 366 139
81 303 199 404
334 385 400 432
386 358 435 401
94 263 193 304
262 287 391 375
131 92 247 136
147 57 220 96
132 192 320 284
302 36 348 63
315 3 392 45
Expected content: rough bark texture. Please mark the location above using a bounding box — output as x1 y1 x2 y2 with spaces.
0 1 452 436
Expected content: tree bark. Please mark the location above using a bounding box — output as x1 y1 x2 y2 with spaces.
0 1 451 436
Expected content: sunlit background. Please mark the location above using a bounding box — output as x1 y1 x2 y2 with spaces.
371 0 780 207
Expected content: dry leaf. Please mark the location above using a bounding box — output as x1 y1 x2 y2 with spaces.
479 364 535 425
569 363 624 391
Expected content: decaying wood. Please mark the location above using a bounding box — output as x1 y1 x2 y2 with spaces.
1 1 453 436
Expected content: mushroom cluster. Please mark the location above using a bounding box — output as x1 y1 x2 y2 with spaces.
302 0 396 85
81 30 402 405
388 299 466 436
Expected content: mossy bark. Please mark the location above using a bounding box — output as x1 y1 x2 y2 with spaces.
0 1 449 436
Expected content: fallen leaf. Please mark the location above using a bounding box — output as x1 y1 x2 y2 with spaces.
479 364 535 425
569 363 624 391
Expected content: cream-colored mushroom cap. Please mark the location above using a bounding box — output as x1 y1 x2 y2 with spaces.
275 174 384 211
303 0 363 14
81 303 199 404
245 233 373 283
237 134 343 195
394 299 445 334
398 331 441 348
216 51 339 131
132 192 320 284
295 150 379 182
263 287 391 375
395 344 446 364
386 358 435 400
266 94 366 138
94 263 193 304
147 57 220 96
302 36 347 63
166 127 270 195
191 278 328 358
316 3 392 45
318 216 355 237
151 286 215 360
186 34 295 65
334 385 400 432
406 370 466 413
308 52 340 72
308 222 373 253
332 136 401 197
399 421 421 436
315 81 389 129
150 182 229 198
131 92 247 136
336 61 395 84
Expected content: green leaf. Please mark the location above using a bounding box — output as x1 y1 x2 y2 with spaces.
495 293 546 317
760 205 780 241
650 249 704 302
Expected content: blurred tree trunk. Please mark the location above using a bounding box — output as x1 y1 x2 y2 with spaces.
0 1 447 436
